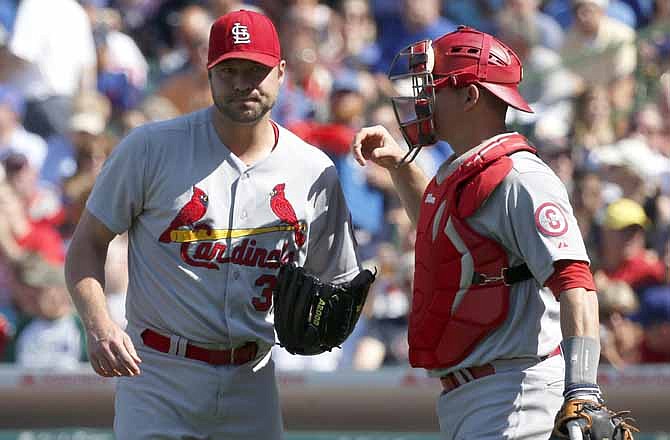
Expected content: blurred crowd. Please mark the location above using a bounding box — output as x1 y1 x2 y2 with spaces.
0 0 668 371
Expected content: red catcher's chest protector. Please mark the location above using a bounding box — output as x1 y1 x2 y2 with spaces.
409 134 536 369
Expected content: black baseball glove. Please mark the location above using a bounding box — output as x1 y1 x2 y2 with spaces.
272 263 376 355
550 398 638 440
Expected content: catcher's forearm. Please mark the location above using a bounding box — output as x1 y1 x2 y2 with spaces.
559 288 599 338
559 288 601 391
388 162 430 225
65 238 114 333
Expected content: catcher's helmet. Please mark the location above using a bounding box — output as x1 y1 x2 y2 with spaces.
389 26 532 164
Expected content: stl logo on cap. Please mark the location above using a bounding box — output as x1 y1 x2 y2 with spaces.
231 22 251 44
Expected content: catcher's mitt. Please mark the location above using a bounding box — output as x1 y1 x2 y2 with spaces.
272 263 375 355
550 398 639 440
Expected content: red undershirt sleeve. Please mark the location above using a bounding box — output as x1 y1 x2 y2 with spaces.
544 260 596 299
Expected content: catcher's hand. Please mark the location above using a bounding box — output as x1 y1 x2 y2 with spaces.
550 398 638 440
272 263 376 355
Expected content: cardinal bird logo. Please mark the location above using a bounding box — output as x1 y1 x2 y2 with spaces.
270 183 306 247
159 186 209 243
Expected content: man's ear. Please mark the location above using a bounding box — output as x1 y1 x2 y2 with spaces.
463 84 480 111
277 60 286 85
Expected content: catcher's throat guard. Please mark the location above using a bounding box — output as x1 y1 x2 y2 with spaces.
389 39 440 165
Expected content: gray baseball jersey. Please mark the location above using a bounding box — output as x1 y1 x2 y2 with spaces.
87 107 361 350
428 132 589 376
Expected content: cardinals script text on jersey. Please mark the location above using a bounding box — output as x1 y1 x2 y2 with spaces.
159 184 305 270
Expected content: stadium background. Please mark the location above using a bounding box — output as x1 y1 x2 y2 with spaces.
0 0 669 438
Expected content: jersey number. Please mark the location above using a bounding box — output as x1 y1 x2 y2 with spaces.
252 274 277 312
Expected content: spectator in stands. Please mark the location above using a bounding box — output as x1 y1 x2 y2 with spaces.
366 104 418 253
497 15 580 135
0 172 64 265
596 276 643 367
630 103 668 157
158 5 214 79
330 72 388 258
4 253 85 368
635 285 670 363
0 85 47 172
157 6 214 114
572 170 605 264
561 0 638 76
537 136 576 191
289 70 386 258
441 0 499 34
638 0 670 101
595 137 669 204
117 95 180 137
337 0 382 70
374 0 456 75
597 198 667 292
84 4 149 92
0 164 21 311
544 0 638 28
285 0 342 66
42 91 112 189
3 153 64 231
561 0 638 137
0 0 97 139
570 85 616 163
93 23 144 114
352 245 412 369
278 22 331 118
60 92 114 237
497 0 565 51
288 69 364 158
0 179 25 264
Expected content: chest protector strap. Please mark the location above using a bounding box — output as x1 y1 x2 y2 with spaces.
409 134 537 369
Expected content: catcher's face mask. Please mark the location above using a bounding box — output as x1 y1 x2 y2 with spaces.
389 40 449 165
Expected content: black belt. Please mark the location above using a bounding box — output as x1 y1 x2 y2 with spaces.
472 263 533 286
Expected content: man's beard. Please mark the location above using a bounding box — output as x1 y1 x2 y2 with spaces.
215 97 275 124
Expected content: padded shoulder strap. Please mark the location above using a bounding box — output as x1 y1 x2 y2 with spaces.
457 157 514 218
447 134 537 218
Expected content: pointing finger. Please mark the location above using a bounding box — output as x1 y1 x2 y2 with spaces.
352 130 368 166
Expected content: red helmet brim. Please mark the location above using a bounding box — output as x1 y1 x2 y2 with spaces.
478 82 533 113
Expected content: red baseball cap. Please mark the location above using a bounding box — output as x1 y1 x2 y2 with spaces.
207 10 281 70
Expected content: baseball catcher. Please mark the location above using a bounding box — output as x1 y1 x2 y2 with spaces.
273 263 375 355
